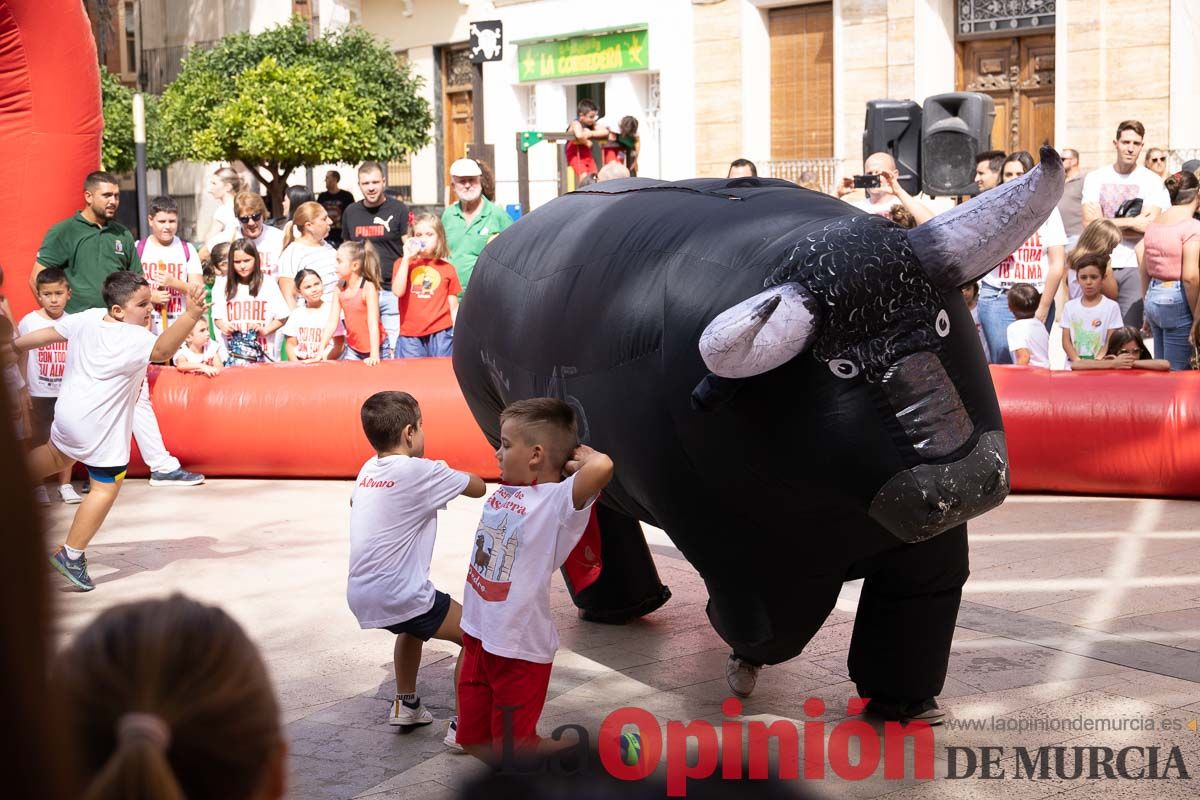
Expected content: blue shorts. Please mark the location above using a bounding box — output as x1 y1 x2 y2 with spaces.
84 464 128 484
383 591 452 641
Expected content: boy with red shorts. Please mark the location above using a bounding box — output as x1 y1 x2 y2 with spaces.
457 398 613 760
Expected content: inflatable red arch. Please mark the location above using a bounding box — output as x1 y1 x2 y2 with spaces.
5 2 1197 497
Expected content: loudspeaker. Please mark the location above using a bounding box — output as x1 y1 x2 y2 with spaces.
863 100 922 196
920 92 995 196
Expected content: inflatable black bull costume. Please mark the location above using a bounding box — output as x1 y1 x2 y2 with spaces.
453 146 1064 708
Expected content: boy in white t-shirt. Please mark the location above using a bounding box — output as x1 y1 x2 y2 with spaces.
1059 255 1123 364
1005 283 1051 368
457 398 614 762
17 268 79 504
137 196 203 334
348 391 485 745
14 272 208 591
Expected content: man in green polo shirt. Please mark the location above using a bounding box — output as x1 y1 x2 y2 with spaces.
32 172 142 313
29 171 204 488
442 158 512 297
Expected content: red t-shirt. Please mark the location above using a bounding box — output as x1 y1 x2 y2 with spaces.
396 257 462 337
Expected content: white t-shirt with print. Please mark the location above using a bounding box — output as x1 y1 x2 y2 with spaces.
1082 165 1171 269
461 475 596 664
1058 296 1123 360
982 208 1067 290
280 303 345 360
276 241 339 298
347 455 470 628
50 308 156 466
139 237 202 331
1006 318 1051 367
17 311 69 397
210 277 291 361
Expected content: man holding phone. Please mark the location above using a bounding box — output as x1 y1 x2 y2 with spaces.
838 152 934 224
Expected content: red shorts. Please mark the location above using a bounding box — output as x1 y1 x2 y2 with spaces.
456 633 553 749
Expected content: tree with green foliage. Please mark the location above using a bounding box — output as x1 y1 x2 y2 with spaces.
158 18 432 214
99 66 168 173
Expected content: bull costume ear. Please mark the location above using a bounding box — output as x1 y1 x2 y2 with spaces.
906 145 1065 289
699 283 821 378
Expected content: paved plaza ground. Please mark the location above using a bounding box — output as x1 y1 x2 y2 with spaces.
46 481 1200 799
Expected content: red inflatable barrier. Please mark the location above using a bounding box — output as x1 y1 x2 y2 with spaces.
131 360 1200 498
129 360 499 480
992 366 1200 498
0 0 103 321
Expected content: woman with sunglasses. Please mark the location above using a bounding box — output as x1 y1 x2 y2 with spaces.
1137 171 1200 369
1144 148 1168 180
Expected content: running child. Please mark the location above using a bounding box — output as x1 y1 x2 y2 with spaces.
281 268 344 361
137 196 202 334
14 272 208 591
327 240 386 363
1059 249 1124 364
17 268 77 504
211 239 290 366
1006 283 1051 367
458 398 613 762
174 318 224 377
394 214 461 358
348 391 485 747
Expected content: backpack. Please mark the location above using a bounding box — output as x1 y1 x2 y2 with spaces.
136 238 193 261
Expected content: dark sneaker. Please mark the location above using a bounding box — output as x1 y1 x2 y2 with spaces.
50 547 95 592
149 468 205 487
863 697 946 726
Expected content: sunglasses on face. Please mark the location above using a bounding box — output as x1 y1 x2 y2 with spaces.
1149 157 1166 163
238 212 264 224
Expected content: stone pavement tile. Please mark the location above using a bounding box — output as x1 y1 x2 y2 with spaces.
347 751 487 797
354 779 458 800
571 642 661 671
615 646 734 691
287 718 446 771
288 754 398 800
1100 672 1200 710
943 636 1130 692
1086 609 1200 653
941 672 1143 724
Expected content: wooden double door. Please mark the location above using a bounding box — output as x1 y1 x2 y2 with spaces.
958 35 1055 154
442 44 475 195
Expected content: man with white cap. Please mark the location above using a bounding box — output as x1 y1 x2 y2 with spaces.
441 158 512 296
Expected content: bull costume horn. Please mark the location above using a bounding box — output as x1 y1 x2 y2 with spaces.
906 145 1065 288
699 283 821 379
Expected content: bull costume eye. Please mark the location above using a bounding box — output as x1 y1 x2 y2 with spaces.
829 358 860 379
935 309 951 337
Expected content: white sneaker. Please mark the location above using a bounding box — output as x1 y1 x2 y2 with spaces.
724 654 761 698
59 484 83 504
444 717 463 750
34 485 51 506
389 697 433 727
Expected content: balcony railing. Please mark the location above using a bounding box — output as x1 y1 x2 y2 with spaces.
759 158 840 195
140 40 217 95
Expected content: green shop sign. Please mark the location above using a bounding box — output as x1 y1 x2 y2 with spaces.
518 28 648 81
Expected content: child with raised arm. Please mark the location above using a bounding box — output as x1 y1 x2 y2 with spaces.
457 398 614 762
348 391 486 747
14 273 208 591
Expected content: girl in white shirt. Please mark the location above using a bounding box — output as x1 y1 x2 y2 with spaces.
281 269 344 361
211 240 290 366
278 202 339 307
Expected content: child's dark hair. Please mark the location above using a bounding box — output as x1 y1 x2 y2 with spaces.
500 398 578 469
619 116 638 137
35 267 69 289
960 280 979 301
292 268 322 297
103 271 150 309
149 195 179 216
1006 283 1040 318
53 594 281 800
577 98 598 116
888 205 916 229
1106 327 1152 360
205 242 231 282
361 391 421 451
226 239 263 301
